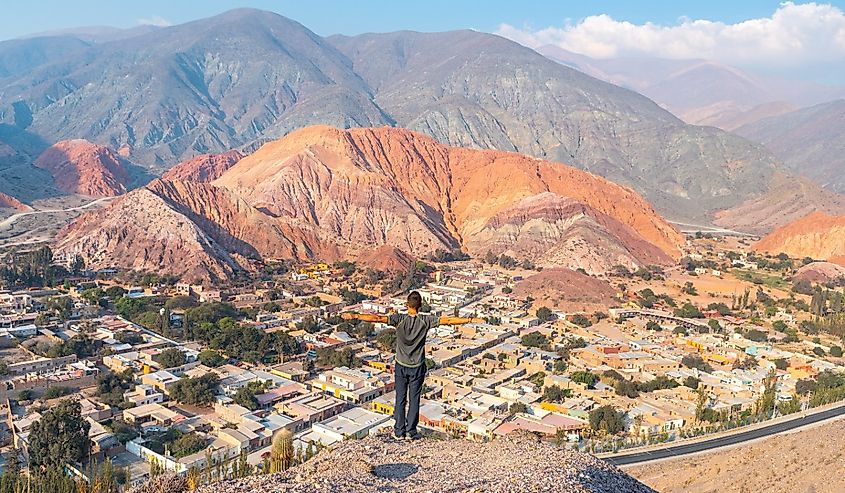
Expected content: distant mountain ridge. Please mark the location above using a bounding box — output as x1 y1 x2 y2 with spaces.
0 8 808 226
536 45 844 131
56 126 684 282
735 100 845 194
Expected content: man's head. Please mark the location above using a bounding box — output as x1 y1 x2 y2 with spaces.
407 291 423 312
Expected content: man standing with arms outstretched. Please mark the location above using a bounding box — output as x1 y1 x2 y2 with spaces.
343 291 482 440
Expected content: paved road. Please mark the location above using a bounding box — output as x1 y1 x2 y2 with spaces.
667 221 755 237
0 196 112 230
604 404 845 466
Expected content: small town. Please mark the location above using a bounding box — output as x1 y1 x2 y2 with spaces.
2 231 845 491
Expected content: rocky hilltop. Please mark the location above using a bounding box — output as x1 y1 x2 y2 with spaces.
55 126 683 282
33 139 128 197
161 150 245 183
755 211 845 264
130 432 654 493
0 191 28 211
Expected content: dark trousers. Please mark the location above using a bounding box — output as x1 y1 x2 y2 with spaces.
394 362 426 436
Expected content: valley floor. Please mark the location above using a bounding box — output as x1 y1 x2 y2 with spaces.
628 416 845 493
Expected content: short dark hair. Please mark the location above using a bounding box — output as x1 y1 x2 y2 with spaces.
407 291 423 310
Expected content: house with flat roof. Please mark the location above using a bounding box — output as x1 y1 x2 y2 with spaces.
122 403 186 428
124 384 165 407
311 407 389 445
309 366 393 404
279 392 346 426
140 370 181 394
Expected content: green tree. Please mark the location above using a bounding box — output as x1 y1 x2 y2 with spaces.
681 354 713 372
170 432 208 458
755 369 777 419
683 376 700 389
536 306 555 322
104 286 126 299
155 348 186 368
553 359 567 374
198 349 226 367
520 331 548 349
28 399 91 468
707 319 722 332
542 385 572 403
571 370 598 388
165 295 198 310
674 302 703 318
376 328 397 351
509 401 529 414
42 386 73 400
589 405 624 434
170 374 219 406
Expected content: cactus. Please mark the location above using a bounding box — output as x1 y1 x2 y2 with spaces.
270 428 295 473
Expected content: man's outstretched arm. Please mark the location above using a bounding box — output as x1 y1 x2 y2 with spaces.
438 316 485 326
341 312 389 324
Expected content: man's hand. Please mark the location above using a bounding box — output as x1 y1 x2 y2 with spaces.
438 316 484 326
343 313 390 324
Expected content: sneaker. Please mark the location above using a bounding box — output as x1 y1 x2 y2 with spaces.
407 432 423 441
393 431 406 440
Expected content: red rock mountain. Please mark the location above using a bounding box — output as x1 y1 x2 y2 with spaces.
755 211 845 265
56 126 684 281
0 191 28 211
161 150 244 183
33 139 128 197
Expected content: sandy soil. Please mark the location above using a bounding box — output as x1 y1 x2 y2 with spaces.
628 417 845 493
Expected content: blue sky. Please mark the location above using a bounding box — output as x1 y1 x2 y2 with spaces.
1 0 838 39
2 1 844 83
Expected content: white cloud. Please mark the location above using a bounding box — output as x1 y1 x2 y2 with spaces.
496 2 845 67
137 15 172 27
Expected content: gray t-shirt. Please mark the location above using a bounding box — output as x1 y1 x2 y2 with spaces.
387 313 440 368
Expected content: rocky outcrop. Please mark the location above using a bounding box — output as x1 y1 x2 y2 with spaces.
355 245 414 273
161 150 245 183
512 268 617 311
216 126 683 264
473 193 673 273
33 139 128 197
794 262 845 284
714 173 845 234
0 191 29 211
58 126 683 281
55 178 338 283
129 432 655 493
754 211 845 262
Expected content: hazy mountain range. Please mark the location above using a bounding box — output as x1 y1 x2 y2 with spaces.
537 45 845 131
735 99 845 194
1 8 829 227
